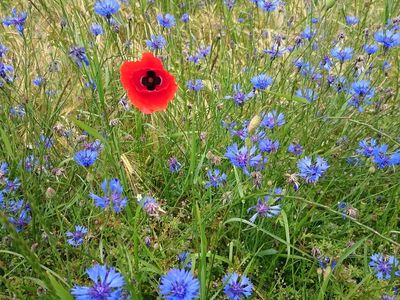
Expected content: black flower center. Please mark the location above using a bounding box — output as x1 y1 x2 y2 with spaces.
141 70 161 91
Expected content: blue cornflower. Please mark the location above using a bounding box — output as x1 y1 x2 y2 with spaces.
84 140 104 152
301 27 315 40
0 162 8 178
264 44 288 59
357 138 377 157
157 13 176 28
94 0 120 18
225 0 236 9
3 8 28 34
160 268 199 300
205 169 227 188
259 138 279 153
295 88 317 102
74 149 98 167
224 84 255 106
181 13 189 23
348 80 375 111
146 35 166 51
319 56 334 71
257 0 281 12
39 135 54 149
223 272 253 300
364 44 379 55
8 203 31 232
168 157 181 173
24 155 38 172
297 156 329 184
69 47 89 67
0 62 14 83
225 143 262 176
10 105 25 117
4 178 21 194
71 264 125 299
187 79 204 91
90 178 128 213
187 46 211 64
374 30 400 49
66 225 88 247
33 76 45 87
383 60 391 72
369 253 400 280
0 44 8 58
345 16 359 26
251 74 273 90
288 143 304 156
372 145 400 169
248 196 281 223
260 111 285 129
319 257 337 270
178 251 192 269
138 196 162 217
330 47 353 62
85 79 97 90
90 23 104 36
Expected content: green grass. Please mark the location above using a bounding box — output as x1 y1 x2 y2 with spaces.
0 0 400 299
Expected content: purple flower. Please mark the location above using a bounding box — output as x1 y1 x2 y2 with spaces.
223 272 253 299
94 0 120 18
251 73 273 90
157 13 176 28
369 253 400 280
345 16 359 26
205 169 227 188
187 79 204 91
90 23 104 36
69 46 89 67
296 88 317 102
297 156 329 183
71 264 125 299
178 251 192 269
3 8 28 34
357 138 377 157
146 35 166 51
225 84 255 106
89 178 128 213
374 30 400 49
74 149 98 167
66 225 88 247
247 196 281 222
168 157 181 173
225 143 263 176
181 13 189 23
364 44 379 55
8 203 31 232
139 196 162 217
330 47 353 62
259 138 279 153
260 111 285 129
288 143 304 156
160 269 199 300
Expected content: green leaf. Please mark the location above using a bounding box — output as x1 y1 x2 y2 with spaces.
0 127 13 159
69 117 107 144
47 271 73 300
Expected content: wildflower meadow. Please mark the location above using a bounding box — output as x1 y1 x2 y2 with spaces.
1 0 400 299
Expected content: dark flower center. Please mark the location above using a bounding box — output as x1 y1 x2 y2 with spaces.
171 281 186 297
141 70 161 91
230 282 244 295
89 282 112 299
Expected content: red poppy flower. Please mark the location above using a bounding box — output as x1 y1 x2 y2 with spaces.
120 52 178 114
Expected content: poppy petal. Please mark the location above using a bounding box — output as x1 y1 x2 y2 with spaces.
120 52 177 114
